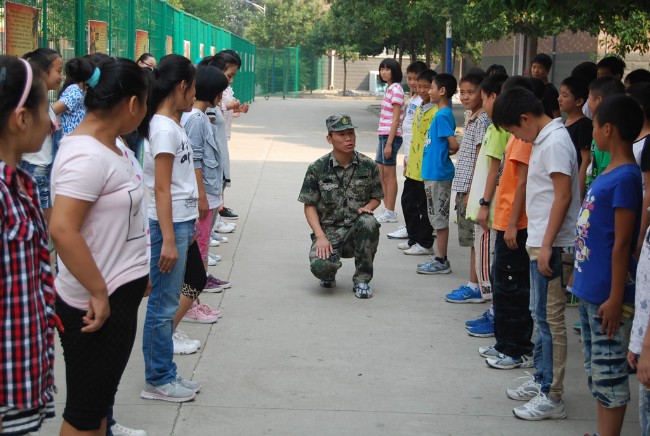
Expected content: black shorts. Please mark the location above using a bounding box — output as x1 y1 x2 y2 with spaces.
56 275 148 431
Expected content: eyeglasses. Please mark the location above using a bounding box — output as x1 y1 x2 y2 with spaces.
141 61 155 70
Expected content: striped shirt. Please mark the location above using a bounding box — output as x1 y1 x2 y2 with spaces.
452 110 490 193
377 83 405 136
0 162 56 410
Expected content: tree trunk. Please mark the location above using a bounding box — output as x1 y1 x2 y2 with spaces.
343 53 347 96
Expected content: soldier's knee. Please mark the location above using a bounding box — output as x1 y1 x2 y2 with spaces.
358 213 380 234
310 258 338 279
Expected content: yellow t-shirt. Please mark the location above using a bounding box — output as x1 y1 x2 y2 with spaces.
405 103 438 181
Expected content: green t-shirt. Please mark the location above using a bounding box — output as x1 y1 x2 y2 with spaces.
586 140 611 185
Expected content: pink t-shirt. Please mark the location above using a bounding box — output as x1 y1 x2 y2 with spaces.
377 83 405 136
51 135 149 310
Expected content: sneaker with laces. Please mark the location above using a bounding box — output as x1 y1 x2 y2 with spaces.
111 422 147 436
353 282 373 299
445 285 484 303
478 344 500 358
208 253 221 262
397 241 412 250
404 243 434 255
204 275 231 293
513 391 566 420
141 381 196 403
506 373 540 401
209 237 221 247
176 375 201 393
196 301 222 318
214 221 236 233
416 258 451 274
376 211 398 223
219 207 238 220
207 255 218 266
211 231 229 243
466 310 491 329
486 353 534 369
387 225 408 239
173 330 200 354
319 279 336 288
417 255 436 267
182 304 219 324
467 315 494 337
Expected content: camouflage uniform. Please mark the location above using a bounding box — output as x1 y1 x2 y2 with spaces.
298 151 383 284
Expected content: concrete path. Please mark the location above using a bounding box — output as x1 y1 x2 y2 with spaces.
42 98 639 435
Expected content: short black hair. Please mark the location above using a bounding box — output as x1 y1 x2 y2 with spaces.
626 69 650 86
195 66 228 103
466 67 486 78
416 69 437 83
532 53 552 71
432 73 457 99
571 61 597 84
486 64 507 76
480 73 508 97
459 73 483 87
594 94 644 143
492 87 544 129
590 76 625 99
406 61 427 75
528 77 545 100
561 76 589 104
503 75 532 92
597 56 626 78
378 58 402 84
627 82 650 122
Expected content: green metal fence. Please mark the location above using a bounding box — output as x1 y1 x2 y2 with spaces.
255 46 325 98
0 0 255 102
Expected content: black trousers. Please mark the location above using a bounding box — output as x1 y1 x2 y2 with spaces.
401 177 434 248
492 229 534 357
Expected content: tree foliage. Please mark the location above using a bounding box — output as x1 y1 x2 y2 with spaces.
245 0 324 49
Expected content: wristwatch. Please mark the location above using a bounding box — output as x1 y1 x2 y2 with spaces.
479 198 490 207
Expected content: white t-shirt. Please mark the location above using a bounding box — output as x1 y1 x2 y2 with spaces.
526 118 581 247
403 95 422 160
23 105 57 166
51 135 149 310
221 86 235 139
143 114 198 222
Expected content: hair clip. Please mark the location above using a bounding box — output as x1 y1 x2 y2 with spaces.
15 59 33 113
87 67 101 88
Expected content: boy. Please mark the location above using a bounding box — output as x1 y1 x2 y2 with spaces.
463 74 510 323
398 69 438 255
573 95 643 436
444 73 490 303
530 53 560 119
558 76 592 199
597 56 627 81
417 73 459 274
492 86 581 420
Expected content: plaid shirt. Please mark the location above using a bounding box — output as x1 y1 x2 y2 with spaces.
0 162 56 410
452 110 491 193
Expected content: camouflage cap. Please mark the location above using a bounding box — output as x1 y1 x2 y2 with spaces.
326 113 357 132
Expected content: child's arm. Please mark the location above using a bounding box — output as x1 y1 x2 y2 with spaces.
537 173 573 276
384 103 401 160
448 135 459 155
477 156 501 231
505 162 528 249
153 154 178 273
599 207 636 338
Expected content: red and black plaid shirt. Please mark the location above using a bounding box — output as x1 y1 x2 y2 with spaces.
0 162 56 410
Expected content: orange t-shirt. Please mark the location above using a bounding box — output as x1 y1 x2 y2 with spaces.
492 136 533 231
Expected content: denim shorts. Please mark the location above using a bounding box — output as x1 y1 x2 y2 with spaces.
579 299 633 408
375 135 403 166
19 161 51 209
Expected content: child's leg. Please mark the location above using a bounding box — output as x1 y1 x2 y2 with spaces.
430 181 451 259
383 165 398 211
598 402 626 436
173 241 207 329
378 164 386 208
473 224 494 299
470 247 478 283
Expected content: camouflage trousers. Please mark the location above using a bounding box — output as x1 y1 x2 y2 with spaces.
309 214 380 284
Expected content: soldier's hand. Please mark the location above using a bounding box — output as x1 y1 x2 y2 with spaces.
357 207 374 215
315 237 334 260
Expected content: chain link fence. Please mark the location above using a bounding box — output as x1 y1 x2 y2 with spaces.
255 46 325 98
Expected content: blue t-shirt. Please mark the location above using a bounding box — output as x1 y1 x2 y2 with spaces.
421 106 455 181
59 84 87 136
573 164 642 304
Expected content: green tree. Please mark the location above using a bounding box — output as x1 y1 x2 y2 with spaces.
245 0 323 48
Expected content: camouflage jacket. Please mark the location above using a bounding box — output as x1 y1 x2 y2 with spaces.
298 151 383 228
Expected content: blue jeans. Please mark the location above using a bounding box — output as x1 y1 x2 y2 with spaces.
528 246 567 401
19 161 51 209
640 381 650 436
142 219 195 385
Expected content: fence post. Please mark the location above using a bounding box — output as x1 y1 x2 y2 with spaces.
41 0 48 47
294 46 299 95
75 0 86 56
127 0 136 59
159 0 167 56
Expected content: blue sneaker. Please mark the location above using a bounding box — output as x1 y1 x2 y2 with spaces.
465 310 491 329
445 286 484 303
416 259 451 274
467 313 494 338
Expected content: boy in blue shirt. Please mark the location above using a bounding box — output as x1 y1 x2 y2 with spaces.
417 73 459 274
573 95 643 436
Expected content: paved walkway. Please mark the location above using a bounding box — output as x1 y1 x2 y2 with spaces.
43 98 639 435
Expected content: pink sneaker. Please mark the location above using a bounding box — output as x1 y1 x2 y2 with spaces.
182 304 219 324
196 301 223 319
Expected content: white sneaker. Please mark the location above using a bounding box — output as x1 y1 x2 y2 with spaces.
387 225 408 239
207 256 218 266
111 422 147 436
209 237 220 247
376 211 398 223
173 330 201 355
215 221 236 233
513 391 566 421
208 253 221 263
397 241 411 250
403 243 434 255
211 231 229 243
506 373 540 401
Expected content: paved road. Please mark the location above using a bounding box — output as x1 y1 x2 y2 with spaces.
43 97 639 435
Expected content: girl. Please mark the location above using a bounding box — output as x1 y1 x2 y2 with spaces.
53 57 95 135
20 48 63 223
375 58 405 223
139 54 200 403
49 57 150 436
0 55 56 436
136 53 157 70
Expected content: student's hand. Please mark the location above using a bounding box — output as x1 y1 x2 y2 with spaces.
628 350 638 370
477 205 489 231
638 351 650 386
240 103 249 113
82 293 110 332
159 239 179 273
198 195 209 221
357 207 374 215
598 298 623 339
383 144 393 160
537 246 554 277
315 236 334 260
504 224 518 250
403 157 407 177
143 279 152 298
